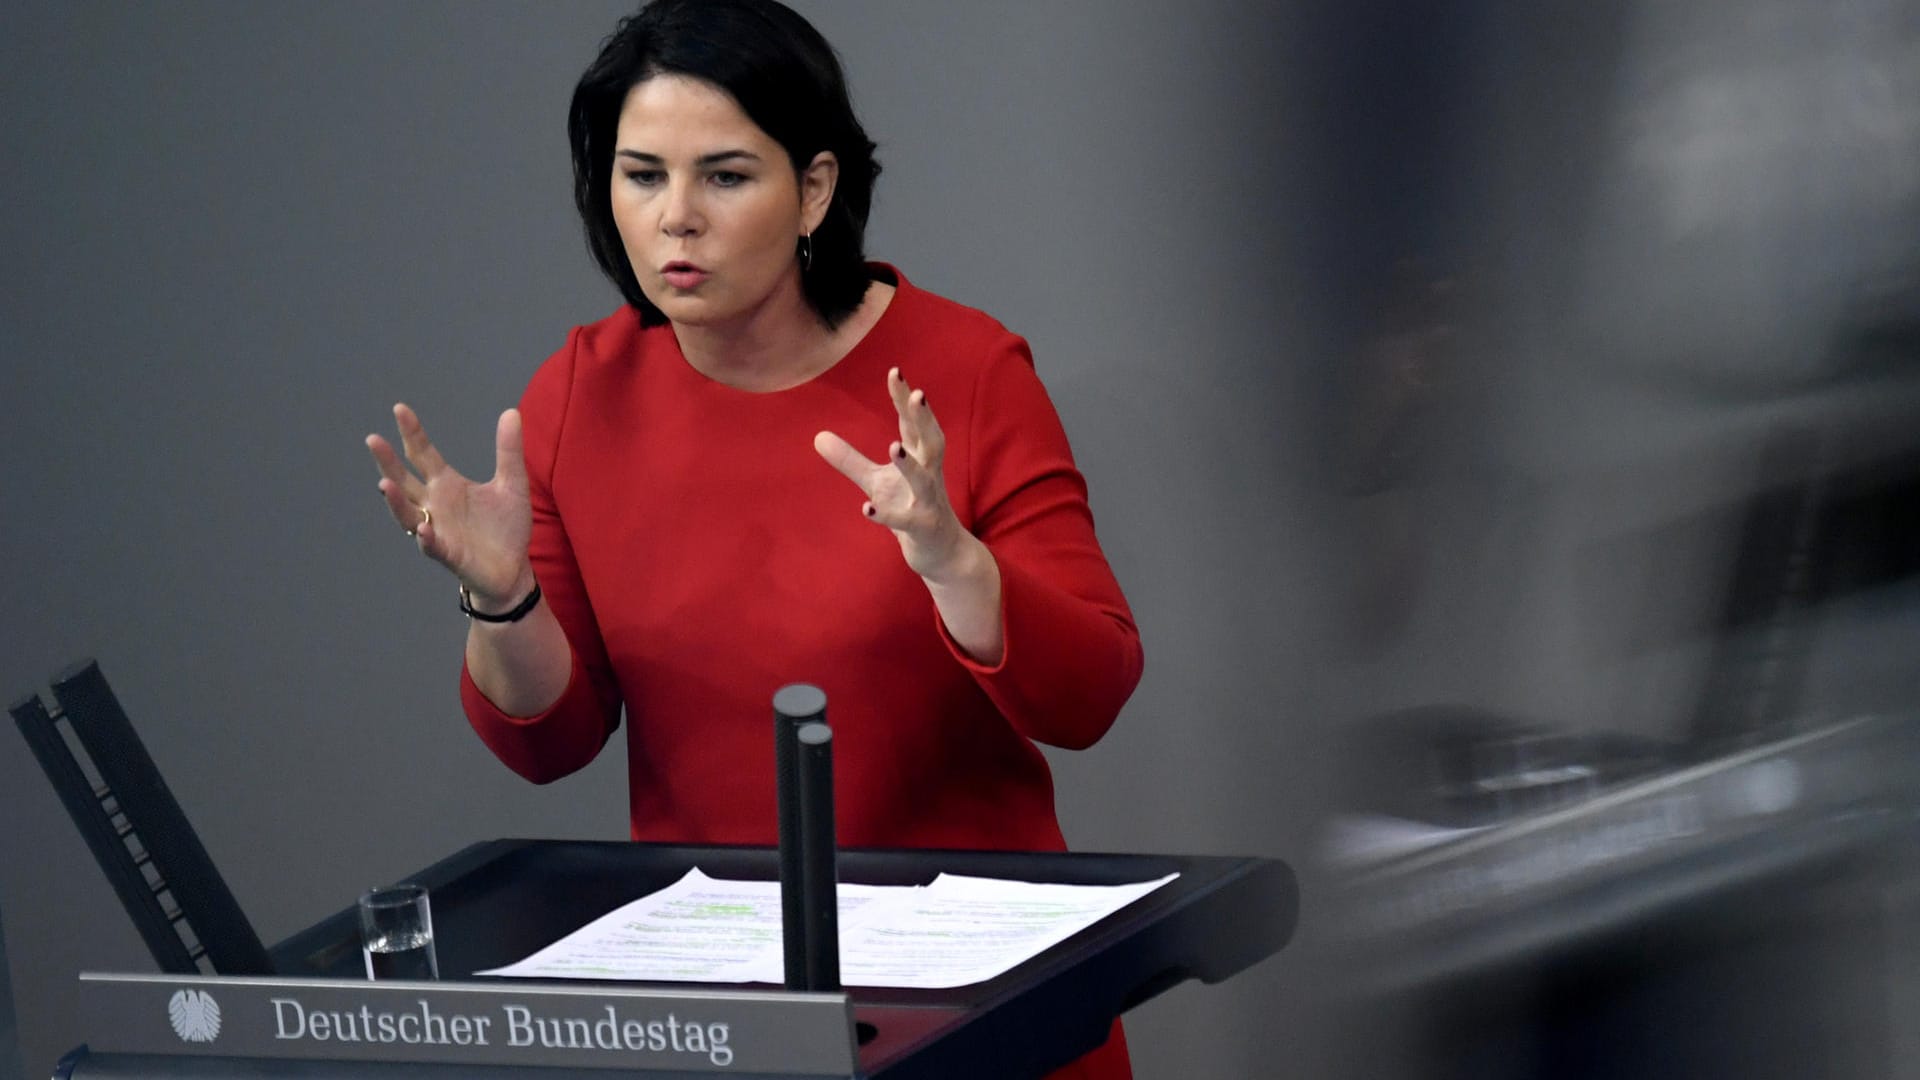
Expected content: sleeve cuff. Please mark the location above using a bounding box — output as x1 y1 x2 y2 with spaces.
459 648 590 727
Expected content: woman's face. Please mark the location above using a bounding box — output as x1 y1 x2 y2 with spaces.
611 75 833 329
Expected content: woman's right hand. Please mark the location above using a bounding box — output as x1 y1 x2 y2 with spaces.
366 404 534 608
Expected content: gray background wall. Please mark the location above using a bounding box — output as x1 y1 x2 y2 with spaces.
0 907 18 1080
1 3 1330 1077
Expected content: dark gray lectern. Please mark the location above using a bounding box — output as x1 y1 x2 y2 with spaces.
56 840 1297 1079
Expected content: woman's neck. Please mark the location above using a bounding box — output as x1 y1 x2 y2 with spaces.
673 274 889 393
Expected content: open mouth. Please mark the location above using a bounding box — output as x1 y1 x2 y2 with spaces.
661 261 710 289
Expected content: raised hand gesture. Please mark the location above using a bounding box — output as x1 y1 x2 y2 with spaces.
814 368 1004 662
814 367 973 578
366 404 535 609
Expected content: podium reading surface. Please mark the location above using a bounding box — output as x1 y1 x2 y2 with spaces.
59 840 1297 1079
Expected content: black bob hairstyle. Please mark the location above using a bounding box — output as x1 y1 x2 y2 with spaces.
568 0 882 329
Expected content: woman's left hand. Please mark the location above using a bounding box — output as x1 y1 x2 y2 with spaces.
814 367 975 581
816 366 1005 663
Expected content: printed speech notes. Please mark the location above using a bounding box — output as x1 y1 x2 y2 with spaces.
478 868 1178 989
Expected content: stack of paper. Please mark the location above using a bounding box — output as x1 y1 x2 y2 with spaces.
478 868 1178 989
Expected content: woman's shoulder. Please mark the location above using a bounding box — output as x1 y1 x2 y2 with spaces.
876 266 1029 367
523 304 669 388
563 303 656 369
517 304 673 434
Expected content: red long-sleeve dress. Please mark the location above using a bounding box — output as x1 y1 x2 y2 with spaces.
460 266 1143 1078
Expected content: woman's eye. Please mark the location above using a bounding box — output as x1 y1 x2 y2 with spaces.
625 169 664 186
710 171 747 188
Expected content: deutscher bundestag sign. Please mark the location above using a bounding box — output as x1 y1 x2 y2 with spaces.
80 972 857 1075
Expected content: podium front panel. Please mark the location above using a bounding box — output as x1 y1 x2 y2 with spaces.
67 841 1296 1080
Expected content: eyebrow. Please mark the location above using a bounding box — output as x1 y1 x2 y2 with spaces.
615 149 762 167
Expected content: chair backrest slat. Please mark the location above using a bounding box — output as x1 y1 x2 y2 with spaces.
8 692 199 974
11 659 275 976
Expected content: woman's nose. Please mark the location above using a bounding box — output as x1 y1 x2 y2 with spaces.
659 179 703 237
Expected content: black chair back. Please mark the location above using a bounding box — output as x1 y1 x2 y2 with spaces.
8 659 273 975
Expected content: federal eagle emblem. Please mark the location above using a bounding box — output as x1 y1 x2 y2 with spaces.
167 988 222 1042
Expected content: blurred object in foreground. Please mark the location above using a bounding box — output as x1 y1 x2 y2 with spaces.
1322 713 1920 1080
1305 0 1920 1074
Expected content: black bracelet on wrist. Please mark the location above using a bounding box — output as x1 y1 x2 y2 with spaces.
459 582 542 623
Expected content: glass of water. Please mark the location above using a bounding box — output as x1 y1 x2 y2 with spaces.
358 884 439 980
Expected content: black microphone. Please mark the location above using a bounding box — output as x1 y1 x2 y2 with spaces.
797 721 839 991
772 683 826 990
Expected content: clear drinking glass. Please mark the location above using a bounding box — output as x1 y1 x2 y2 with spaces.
358 883 439 980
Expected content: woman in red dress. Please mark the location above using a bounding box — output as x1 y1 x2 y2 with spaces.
369 4 1142 1076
